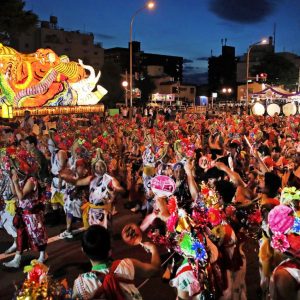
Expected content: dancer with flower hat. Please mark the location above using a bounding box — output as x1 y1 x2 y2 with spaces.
47 129 70 225
3 149 48 268
267 186 300 300
60 149 124 229
59 138 91 238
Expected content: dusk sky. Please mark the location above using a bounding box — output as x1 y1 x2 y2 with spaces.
25 0 300 83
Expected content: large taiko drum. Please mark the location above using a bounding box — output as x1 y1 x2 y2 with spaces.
251 102 265 116
283 102 297 116
266 103 281 116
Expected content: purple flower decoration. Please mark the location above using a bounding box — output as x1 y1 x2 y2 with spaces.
271 232 290 252
191 240 208 262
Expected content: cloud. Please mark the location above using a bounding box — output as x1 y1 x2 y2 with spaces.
184 66 196 71
195 57 209 61
184 72 208 85
183 58 193 63
94 33 115 40
209 0 277 24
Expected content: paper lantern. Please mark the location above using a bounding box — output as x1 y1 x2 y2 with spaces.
1 103 13 118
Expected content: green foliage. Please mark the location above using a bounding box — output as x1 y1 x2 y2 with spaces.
0 0 38 44
252 53 298 89
99 61 124 108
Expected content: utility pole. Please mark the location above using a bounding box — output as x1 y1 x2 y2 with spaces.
298 67 300 92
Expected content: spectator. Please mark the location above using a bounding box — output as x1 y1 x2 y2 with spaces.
20 110 34 133
72 225 161 299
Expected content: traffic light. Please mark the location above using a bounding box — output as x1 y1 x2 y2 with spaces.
260 73 267 82
256 73 267 82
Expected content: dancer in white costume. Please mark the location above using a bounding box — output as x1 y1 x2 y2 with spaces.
48 131 68 224
61 150 124 229
0 168 17 253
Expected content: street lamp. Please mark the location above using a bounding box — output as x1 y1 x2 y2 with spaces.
122 80 129 106
129 1 155 107
222 87 232 104
246 39 268 113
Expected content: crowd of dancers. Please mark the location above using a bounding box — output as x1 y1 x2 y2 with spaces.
0 108 300 300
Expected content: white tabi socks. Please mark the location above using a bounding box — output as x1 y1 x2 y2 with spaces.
3 253 21 268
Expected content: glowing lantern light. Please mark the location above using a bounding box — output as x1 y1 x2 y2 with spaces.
1 103 13 118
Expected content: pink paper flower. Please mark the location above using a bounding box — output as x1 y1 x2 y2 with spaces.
166 214 178 232
271 232 290 252
268 205 294 234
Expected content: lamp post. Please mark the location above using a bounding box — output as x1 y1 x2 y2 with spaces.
246 39 268 113
122 80 129 107
129 1 155 108
222 87 232 108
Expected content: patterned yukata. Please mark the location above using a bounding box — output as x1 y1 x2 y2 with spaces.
49 148 67 206
142 146 156 195
73 259 142 300
83 174 113 229
0 171 17 238
63 156 83 219
14 177 47 252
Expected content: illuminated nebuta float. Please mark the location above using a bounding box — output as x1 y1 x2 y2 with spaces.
0 44 107 109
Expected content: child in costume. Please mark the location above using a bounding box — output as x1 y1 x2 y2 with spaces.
72 225 161 300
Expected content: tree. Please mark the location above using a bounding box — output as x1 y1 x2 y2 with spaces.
99 61 123 108
135 71 156 106
0 0 38 44
252 53 298 90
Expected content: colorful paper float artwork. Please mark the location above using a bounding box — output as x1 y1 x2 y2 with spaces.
0 44 107 109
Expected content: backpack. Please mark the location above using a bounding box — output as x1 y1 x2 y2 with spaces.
93 260 134 300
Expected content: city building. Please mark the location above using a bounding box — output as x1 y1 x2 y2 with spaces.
236 37 274 84
11 16 104 72
208 43 237 101
105 41 183 82
158 81 196 104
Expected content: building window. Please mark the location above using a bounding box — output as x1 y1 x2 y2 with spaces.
190 88 194 94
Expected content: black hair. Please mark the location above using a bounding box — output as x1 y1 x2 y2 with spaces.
25 135 38 146
3 128 14 134
229 142 239 149
249 170 258 179
272 146 281 153
204 166 225 180
215 180 236 204
81 225 111 261
264 172 281 198
258 145 270 157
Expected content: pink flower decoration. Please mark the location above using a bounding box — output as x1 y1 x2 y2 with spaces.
268 205 294 233
166 214 178 232
207 208 222 226
271 232 290 252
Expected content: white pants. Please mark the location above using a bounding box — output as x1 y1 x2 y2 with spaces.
0 210 17 238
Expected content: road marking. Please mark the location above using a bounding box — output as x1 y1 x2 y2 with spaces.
0 227 85 261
